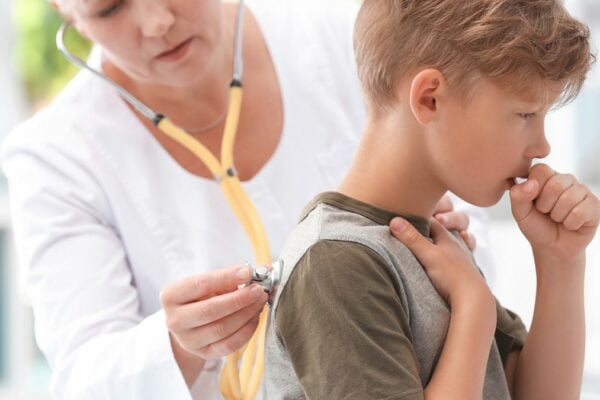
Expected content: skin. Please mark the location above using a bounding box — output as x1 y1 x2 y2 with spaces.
56 0 477 389
344 69 600 399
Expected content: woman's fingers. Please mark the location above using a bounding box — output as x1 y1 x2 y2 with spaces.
459 230 477 251
433 194 454 214
176 300 266 352
199 315 262 360
160 266 252 305
432 194 473 248
434 210 470 232
170 284 267 330
160 267 268 360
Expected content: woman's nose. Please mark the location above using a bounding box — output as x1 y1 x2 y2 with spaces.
135 1 175 38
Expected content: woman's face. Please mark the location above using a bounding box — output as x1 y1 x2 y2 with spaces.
60 0 225 86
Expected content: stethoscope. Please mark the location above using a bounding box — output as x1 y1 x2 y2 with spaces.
56 1 280 399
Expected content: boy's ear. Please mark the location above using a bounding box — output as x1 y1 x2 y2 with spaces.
409 69 446 125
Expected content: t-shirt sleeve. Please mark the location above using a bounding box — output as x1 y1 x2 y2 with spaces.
494 298 528 366
276 240 424 400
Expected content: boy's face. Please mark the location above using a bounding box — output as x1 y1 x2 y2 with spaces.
427 78 559 207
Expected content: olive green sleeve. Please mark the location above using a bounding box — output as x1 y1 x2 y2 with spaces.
494 298 528 366
276 240 423 400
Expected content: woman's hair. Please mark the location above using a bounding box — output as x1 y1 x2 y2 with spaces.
354 0 595 113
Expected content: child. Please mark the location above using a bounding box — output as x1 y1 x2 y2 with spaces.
264 0 599 399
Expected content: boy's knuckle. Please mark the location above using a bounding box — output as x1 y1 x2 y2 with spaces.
166 315 181 332
404 228 419 244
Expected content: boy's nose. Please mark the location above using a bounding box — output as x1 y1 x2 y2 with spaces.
525 125 551 160
135 1 175 38
534 135 551 159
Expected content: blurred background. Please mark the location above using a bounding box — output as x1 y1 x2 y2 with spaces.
0 0 598 398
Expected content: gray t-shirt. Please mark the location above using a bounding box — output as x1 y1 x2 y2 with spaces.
264 192 526 399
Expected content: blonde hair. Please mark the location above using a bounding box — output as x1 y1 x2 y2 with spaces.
354 0 595 113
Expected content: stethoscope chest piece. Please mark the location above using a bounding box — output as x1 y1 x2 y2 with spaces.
243 259 282 305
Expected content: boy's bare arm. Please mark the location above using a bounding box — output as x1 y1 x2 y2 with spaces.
508 163 600 400
392 218 497 400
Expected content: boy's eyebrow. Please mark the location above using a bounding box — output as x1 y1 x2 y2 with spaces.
513 100 544 111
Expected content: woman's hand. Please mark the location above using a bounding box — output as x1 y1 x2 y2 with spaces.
432 194 476 251
159 266 268 385
389 217 491 307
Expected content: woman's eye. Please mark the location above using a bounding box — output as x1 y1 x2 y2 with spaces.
518 112 536 120
97 1 124 18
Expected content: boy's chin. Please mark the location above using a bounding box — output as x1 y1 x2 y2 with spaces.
453 187 506 208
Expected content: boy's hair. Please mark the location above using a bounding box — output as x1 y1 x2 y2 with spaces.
354 0 595 113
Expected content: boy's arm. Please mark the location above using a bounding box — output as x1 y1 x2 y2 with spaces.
507 257 586 400
277 238 495 400
391 219 498 399
508 164 600 400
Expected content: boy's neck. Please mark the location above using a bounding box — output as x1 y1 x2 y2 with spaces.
338 114 446 219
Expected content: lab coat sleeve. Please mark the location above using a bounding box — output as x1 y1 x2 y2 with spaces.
1 129 196 399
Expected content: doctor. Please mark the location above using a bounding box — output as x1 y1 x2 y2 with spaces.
3 0 488 398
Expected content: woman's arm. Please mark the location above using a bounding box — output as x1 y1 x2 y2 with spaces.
2 132 265 399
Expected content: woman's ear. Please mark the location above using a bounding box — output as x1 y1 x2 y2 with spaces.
50 1 91 39
409 69 446 125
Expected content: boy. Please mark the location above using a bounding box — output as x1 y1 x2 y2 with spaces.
264 0 598 399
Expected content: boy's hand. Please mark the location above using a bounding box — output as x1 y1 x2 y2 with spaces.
509 163 600 262
390 217 492 307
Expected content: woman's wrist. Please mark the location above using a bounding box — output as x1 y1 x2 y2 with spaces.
170 333 206 388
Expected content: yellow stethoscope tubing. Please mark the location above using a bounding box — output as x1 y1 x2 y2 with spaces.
155 85 271 400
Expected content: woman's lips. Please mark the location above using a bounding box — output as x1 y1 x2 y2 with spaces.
155 38 193 62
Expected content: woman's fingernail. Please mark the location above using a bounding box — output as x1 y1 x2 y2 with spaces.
236 267 250 280
436 214 447 223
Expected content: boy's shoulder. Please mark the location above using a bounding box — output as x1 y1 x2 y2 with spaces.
273 191 441 320
265 192 455 397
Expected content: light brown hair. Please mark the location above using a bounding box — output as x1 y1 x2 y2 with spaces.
354 0 595 113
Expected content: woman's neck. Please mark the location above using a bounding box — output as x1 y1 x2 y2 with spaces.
102 3 240 132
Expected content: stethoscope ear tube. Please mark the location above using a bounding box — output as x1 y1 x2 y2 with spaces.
55 22 158 121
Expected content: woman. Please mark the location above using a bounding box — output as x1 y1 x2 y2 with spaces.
3 0 486 398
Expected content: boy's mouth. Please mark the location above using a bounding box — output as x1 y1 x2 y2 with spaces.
506 176 528 189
